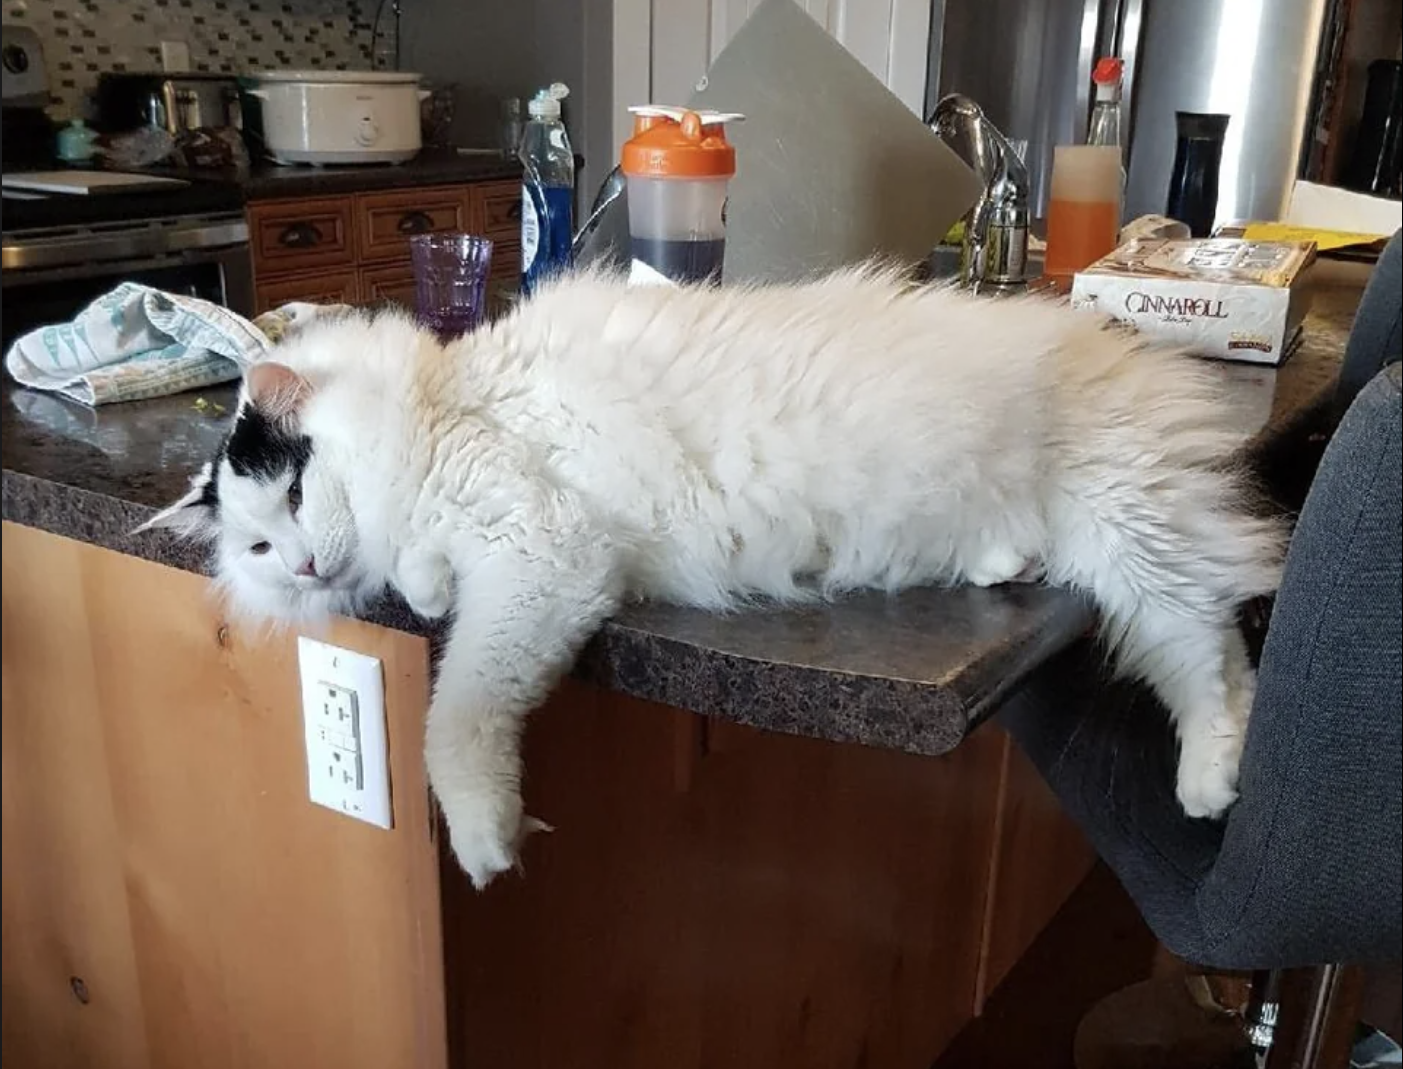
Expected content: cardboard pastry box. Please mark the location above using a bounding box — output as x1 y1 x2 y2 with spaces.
1071 238 1317 365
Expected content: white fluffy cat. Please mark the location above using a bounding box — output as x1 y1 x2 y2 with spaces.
146 265 1284 888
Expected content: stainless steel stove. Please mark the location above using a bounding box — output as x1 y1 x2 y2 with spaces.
1 24 252 352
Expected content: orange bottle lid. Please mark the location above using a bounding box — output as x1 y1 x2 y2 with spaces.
1092 57 1124 85
621 106 740 179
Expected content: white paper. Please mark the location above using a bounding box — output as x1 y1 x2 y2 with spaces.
1286 180 1402 237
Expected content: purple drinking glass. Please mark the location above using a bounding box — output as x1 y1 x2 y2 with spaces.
409 233 495 341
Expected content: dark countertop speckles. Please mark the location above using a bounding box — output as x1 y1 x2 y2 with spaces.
241 151 524 200
1 260 1368 757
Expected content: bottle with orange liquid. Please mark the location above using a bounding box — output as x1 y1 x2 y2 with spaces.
1043 145 1123 279
1044 56 1126 281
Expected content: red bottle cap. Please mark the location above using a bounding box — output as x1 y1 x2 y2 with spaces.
1093 57 1124 85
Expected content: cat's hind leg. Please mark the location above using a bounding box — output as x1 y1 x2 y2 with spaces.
1045 468 1283 819
1112 609 1255 817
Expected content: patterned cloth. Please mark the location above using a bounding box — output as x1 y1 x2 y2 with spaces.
4 282 347 406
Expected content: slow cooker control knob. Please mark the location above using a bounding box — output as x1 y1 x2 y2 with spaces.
2 45 30 75
356 116 380 147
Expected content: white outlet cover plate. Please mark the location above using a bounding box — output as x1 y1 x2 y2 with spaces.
297 636 393 830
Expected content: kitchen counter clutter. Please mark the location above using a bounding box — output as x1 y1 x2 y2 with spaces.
0 259 1364 757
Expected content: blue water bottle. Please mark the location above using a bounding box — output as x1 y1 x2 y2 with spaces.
519 82 575 295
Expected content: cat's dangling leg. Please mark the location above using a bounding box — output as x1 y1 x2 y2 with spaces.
1044 469 1283 820
1108 606 1256 817
426 539 621 888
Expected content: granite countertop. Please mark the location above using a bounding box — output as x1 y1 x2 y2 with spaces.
0 153 524 235
0 261 1368 756
240 150 524 200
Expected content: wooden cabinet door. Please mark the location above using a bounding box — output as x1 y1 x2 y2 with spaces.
355 186 475 264
249 195 356 276
475 181 522 317
255 269 360 314
475 180 522 243
0 523 446 1069
360 263 418 309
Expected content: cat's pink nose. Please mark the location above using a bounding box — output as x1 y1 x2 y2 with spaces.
295 558 319 578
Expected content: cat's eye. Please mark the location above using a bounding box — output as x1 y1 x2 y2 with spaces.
250 541 272 556
288 473 303 515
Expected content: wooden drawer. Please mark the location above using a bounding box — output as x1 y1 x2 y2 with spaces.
249 196 355 276
489 240 520 288
359 263 418 309
486 240 520 320
476 181 522 240
355 185 474 264
254 269 360 314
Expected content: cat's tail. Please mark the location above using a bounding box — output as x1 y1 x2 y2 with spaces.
1041 324 1289 817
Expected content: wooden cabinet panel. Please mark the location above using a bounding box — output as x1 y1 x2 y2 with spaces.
249 182 522 320
360 263 418 309
255 269 360 314
485 241 520 320
355 186 475 264
441 686 1011 1069
489 239 520 282
973 730 1095 1012
0 523 446 1069
476 180 522 240
249 195 355 275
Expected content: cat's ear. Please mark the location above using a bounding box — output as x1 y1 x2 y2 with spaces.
136 462 219 541
245 361 312 429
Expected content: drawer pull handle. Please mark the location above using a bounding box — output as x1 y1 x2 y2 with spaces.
397 211 435 234
277 221 323 249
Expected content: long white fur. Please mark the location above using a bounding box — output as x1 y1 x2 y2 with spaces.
147 264 1285 888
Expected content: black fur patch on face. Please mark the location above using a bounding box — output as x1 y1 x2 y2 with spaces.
199 453 223 509
225 405 313 484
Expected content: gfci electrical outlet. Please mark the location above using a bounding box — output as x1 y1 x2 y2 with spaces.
297 637 393 829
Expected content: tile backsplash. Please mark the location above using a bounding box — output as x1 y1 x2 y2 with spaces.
6 0 377 118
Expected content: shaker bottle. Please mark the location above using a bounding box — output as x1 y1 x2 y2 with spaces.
620 106 742 285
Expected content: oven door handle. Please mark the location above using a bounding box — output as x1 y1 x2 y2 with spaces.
2 219 251 272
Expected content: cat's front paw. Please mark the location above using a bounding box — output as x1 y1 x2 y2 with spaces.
964 544 1041 588
442 788 551 890
407 586 453 620
396 550 454 620
1176 727 1244 819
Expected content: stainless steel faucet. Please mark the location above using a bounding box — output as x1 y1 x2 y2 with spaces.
928 94 1030 293
571 164 627 264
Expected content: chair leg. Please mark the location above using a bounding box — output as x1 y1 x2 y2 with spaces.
1072 966 1371 1069
1246 970 1284 1065
1259 965 1367 1069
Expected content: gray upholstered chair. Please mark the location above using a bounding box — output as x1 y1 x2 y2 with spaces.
1000 229 1402 1067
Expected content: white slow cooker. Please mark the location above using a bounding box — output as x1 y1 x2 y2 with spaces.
243 70 429 166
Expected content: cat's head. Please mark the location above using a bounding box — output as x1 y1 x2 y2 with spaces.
143 361 371 623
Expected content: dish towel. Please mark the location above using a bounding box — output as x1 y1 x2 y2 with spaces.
4 281 346 406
